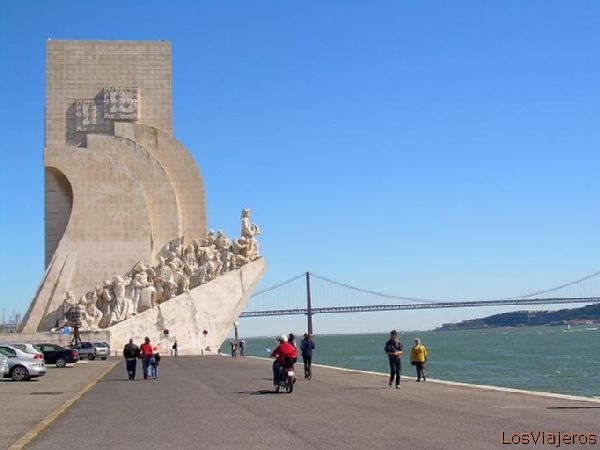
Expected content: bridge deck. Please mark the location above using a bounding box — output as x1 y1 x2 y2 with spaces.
27 356 600 450
240 297 600 317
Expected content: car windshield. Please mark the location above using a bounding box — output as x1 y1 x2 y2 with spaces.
94 342 108 347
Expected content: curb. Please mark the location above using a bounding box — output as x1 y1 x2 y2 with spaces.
9 360 119 450
245 356 600 404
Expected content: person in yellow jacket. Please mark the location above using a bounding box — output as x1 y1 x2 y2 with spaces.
410 338 428 382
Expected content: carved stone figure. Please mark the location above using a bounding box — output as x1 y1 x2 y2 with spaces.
155 256 176 302
241 208 260 239
168 261 188 294
215 230 231 274
246 236 260 261
232 237 250 266
57 291 78 328
67 298 86 329
84 291 103 328
111 275 133 324
97 282 113 328
131 264 156 314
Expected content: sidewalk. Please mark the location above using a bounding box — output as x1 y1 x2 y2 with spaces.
1 359 116 449
26 356 600 449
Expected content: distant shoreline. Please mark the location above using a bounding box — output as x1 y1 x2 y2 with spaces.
436 303 600 331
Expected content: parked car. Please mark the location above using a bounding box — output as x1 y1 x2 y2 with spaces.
4 343 44 359
0 354 8 377
71 341 110 360
34 343 79 368
0 346 47 381
0 344 44 361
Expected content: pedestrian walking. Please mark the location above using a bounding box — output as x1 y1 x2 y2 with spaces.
172 340 178 357
122 338 140 380
151 347 161 379
384 330 403 388
410 338 428 382
230 339 237 358
239 339 246 356
300 332 315 379
140 337 154 380
288 333 297 349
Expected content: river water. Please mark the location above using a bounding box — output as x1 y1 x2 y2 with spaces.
242 325 600 398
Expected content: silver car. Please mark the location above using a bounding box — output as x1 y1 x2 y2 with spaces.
0 346 47 381
72 341 110 360
0 355 8 377
4 343 44 359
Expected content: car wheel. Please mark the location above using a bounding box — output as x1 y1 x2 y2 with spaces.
11 366 29 381
56 358 67 368
88 354 95 361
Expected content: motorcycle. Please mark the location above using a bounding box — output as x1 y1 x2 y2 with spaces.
268 348 296 393
275 359 296 393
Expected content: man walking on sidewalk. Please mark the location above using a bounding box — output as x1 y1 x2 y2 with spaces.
384 330 403 389
123 338 140 380
300 333 315 379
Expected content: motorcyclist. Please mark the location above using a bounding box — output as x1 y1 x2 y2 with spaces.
270 334 297 386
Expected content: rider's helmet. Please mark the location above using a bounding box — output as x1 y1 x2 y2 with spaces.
278 334 288 342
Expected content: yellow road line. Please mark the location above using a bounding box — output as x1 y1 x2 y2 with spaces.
9 361 118 450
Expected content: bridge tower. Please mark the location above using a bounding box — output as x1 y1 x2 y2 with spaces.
306 272 314 335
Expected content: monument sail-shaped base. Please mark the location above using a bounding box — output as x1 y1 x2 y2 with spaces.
108 258 265 354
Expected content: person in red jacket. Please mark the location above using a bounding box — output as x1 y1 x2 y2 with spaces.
139 337 154 380
270 335 297 385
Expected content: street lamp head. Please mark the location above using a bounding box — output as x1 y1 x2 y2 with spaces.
234 321 239 327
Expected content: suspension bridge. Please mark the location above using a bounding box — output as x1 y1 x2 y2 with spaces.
239 271 600 333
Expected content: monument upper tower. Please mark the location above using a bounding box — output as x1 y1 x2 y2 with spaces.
23 40 208 332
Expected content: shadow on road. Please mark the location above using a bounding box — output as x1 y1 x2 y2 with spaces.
546 406 600 410
99 378 132 382
235 389 281 395
342 386 389 391
0 379 41 383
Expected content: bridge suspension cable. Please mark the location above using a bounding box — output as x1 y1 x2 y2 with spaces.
242 269 600 320
250 272 305 297
309 272 440 304
510 270 600 300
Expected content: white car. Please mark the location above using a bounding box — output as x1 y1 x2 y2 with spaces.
4 343 44 359
0 346 47 381
0 344 44 362
0 355 8 377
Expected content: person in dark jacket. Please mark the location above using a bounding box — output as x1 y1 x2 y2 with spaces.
123 339 140 380
300 333 315 379
384 330 403 389
288 333 296 349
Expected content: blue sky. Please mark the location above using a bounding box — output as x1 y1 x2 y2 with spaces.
0 1 599 337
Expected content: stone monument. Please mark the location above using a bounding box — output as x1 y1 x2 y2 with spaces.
17 40 264 353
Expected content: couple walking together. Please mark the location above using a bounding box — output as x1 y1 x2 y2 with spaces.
385 330 428 388
123 337 161 380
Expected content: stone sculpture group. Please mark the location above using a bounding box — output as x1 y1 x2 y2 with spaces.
57 209 260 331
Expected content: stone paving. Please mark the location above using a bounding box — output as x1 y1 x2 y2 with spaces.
0 358 116 449
23 355 600 450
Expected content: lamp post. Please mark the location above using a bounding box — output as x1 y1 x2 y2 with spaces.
234 321 239 344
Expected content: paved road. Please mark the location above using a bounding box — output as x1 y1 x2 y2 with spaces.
0 359 115 449
28 356 600 450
